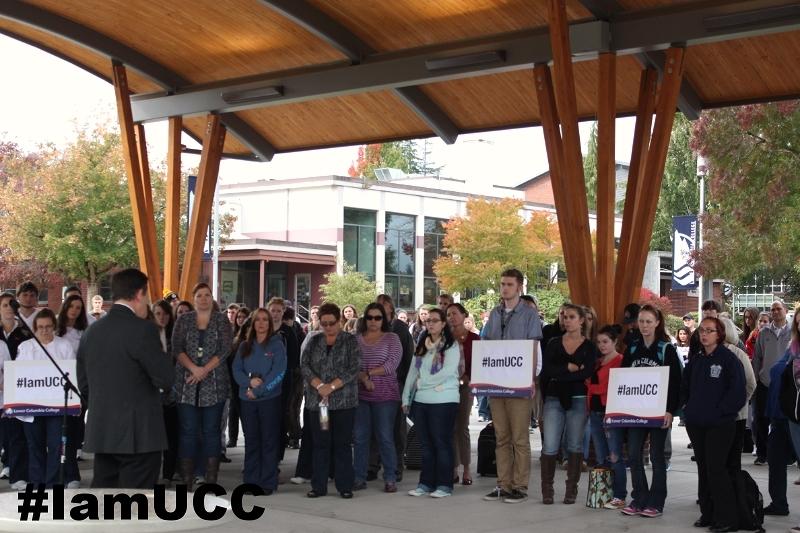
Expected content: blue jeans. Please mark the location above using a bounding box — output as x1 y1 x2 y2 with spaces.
628 427 668 511
23 416 78 486
177 401 225 460
354 400 399 483
605 426 628 500
789 420 800 459
767 418 794 513
410 402 458 492
542 397 587 455
589 411 610 465
478 396 491 420
240 396 281 491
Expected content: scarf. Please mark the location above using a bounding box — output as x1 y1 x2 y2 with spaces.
415 336 445 375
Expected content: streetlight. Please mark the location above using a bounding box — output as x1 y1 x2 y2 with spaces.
696 155 707 317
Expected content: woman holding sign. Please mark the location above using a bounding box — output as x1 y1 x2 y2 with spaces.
402 308 460 498
681 317 746 531
539 304 597 505
620 304 683 519
16 309 79 487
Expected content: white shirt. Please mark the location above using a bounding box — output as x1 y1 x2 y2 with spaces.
17 336 76 362
18 308 39 332
59 327 84 356
0 342 10 405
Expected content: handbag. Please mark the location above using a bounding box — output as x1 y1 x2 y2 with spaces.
585 466 613 508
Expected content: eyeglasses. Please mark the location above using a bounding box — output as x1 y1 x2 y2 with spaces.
365 315 383 321
698 327 717 334
36 325 55 331
320 320 338 327
425 318 442 324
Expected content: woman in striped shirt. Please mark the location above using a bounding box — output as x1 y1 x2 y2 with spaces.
353 303 402 493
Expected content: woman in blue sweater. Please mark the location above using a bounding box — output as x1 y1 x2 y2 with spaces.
402 308 461 498
681 317 746 532
233 308 287 495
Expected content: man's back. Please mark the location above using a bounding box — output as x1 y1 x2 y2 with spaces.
77 304 174 455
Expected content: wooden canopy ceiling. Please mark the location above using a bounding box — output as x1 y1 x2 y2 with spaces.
1 0 799 161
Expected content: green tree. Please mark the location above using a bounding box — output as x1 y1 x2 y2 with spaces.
650 113 700 251
0 125 234 296
690 101 800 282
348 140 440 179
583 123 598 211
434 198 562 294
319 263 377 312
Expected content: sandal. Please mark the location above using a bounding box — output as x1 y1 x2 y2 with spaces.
462 476 473 486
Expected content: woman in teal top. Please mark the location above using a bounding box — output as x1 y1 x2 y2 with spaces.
402 308 461 498
233 308 287 494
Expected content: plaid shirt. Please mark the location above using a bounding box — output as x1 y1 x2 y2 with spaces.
301 331 361 411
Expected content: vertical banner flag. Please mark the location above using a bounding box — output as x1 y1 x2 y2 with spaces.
671 215 698 290
470 340 535 397
187 175 213 260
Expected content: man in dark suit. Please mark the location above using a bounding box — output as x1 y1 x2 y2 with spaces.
77 269 174 488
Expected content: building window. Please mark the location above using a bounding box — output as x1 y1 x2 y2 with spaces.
385 212 415 309
343 208 376 279
220 260 261 310
423 217 447 304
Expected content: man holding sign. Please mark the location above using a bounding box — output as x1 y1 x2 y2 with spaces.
479 268 542 505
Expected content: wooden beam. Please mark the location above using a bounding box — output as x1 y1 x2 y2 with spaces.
614 67 657 318
533 64 582 302
595 52 616 326
134 124 155 229
547 0 595 307
619 47 686 311
111 61 162 302
164 116 182 294
179 114 226 300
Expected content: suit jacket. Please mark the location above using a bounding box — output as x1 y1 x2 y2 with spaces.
77 304 174 454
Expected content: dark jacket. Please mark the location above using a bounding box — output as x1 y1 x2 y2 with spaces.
622 337 683 416
300 331 361 411
680 344 746 427
77 304 174 454
540 337 597 409
391 318 415 386
766 351 792 419
1 320 33 359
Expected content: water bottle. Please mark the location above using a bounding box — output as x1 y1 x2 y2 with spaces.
319 399 329 431
196 346 204 364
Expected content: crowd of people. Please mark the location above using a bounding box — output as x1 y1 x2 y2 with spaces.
0 269 798 532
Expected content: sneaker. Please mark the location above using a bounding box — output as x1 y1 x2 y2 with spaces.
408 487 431 497
640 507 663 518
352 481 367 491
763 504 790 516
384 482 397 493
503 489 528 504
430 489 452 498
10 480 28 491
604 498 626 510
483 487 511 501
754 457 767 466
66 480 80 489
290 476 310 485
0 467 8 479
621 505 642 516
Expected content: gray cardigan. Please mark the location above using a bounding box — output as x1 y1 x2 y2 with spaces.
301 331 361 411
753 322 792 386
171 310 232 407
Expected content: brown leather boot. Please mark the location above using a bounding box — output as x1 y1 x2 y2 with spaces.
179 458 194 492
205 456 220 485
563 452 583 504
540 454 557 504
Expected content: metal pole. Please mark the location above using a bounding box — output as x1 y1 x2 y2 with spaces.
697 156 706 317
212 182 220 301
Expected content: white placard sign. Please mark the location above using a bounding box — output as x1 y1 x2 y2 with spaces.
470 340 535 397
604 366 669 428
3 360 81 416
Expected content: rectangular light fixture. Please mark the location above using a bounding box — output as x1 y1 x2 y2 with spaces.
221 85 284 105
425 50 506 72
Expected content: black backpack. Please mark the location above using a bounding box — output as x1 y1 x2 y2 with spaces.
477 423 497 477
732 470 765 532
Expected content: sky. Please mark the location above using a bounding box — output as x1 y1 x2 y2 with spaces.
0 34 640 187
